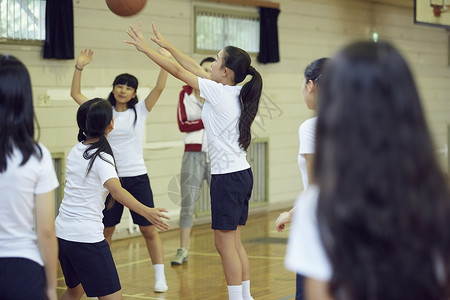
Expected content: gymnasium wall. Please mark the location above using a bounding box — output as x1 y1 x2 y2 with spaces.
1 0 449 236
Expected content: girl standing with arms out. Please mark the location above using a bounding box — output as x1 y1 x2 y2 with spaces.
0 55 59 300
70 48 171 292
56 98 170 300
126 23 263 300
275 57 329 300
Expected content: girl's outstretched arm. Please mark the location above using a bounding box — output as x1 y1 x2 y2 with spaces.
70 49 92 106
150 22 209 79
125 23 201 90
35 191 58 300
144 48 171 112
104 178 170 231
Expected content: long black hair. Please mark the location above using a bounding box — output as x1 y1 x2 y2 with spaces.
222 46 263 151
106 73 139 126
77 98 115 175
0 54 42 173
315 40 450 300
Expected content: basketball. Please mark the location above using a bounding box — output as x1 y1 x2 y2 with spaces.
105 0 147 17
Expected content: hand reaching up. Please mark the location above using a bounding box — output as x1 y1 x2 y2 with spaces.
76 49 93 69
125 22 149 53
150 22 172 50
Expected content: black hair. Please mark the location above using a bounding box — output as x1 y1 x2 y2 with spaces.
315 40 450 300
106 73 138 126
223 46 263 151
0 54 42 173
200 57 215 66
77 98 116 175
304 57 329 85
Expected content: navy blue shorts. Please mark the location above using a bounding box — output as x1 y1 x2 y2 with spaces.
58 238 121 297
103 174 155 227
210 168 253 230
0 257 46 300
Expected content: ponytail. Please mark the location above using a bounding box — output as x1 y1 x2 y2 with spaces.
83 135 115 175
76 98 116 175
222 46 263 151
238 67 262 151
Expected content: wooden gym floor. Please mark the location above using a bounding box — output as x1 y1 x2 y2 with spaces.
56 209 296 300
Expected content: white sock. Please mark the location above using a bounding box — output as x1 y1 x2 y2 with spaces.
154 264 166 282
242 280 253 300
227 285 243 300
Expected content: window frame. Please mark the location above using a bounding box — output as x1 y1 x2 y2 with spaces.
194 5 260 55
0 0 46 45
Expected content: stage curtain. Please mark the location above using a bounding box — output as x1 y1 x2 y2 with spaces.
258 7 280 64
43 0 74 59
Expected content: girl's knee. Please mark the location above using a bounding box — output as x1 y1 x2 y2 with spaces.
214 230 235 253
66 284 84 298
139 225 158 239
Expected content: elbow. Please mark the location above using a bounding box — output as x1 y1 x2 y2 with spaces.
70 91 81 102
38 225 56 240
172 66 185 82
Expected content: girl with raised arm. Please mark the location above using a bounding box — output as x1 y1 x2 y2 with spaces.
126 23 263 300
70 48 171 292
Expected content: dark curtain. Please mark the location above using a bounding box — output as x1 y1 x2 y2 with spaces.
43 0 74 59
258 7 280 64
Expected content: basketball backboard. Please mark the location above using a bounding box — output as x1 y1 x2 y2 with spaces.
415 0 450 28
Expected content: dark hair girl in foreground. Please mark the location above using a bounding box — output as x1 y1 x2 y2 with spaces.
285 40 450 300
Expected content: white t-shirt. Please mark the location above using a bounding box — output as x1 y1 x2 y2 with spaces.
0 145 59 266
108 100 149 177
198 77 250 174
55 142 118 243
285 185 332 281
298 117 317 190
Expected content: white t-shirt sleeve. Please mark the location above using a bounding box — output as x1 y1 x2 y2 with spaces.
93 153 119 185
284 186 332 281
35 145 59 194
136 99 150 116
198 77 224 106
299 117 317 155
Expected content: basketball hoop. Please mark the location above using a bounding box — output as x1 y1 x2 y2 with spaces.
431 0 450 17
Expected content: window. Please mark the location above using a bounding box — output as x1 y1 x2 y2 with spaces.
195 6 259 54
0 0 46 43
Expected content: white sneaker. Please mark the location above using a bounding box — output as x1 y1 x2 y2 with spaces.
171 248 188 265
154 281 168 293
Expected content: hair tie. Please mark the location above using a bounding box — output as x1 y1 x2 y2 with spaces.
77 128 86 142
248 66 255 75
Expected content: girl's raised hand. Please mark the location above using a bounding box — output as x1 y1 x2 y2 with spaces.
150 22 170 50
125 22 149 53
76 49 93 69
